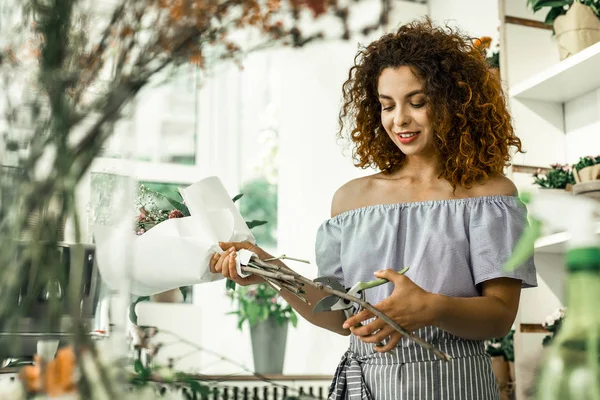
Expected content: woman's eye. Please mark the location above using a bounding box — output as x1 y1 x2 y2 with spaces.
381 105 394 111
411 102 425 108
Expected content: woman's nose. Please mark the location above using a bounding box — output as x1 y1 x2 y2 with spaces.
393 107 411 127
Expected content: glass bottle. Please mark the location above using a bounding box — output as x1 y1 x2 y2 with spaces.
536 248 600 400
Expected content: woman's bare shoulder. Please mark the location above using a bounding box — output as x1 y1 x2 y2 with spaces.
330 174 378 218
467 173 518 197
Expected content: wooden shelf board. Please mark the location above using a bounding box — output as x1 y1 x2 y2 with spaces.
510 41 600 103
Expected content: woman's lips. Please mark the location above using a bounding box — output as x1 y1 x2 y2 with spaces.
397 131 419 144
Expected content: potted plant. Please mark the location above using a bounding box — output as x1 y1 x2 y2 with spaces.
542 308 566 346
571 155 600 201
227 284 298 374
532 163 576 191
527 0 600 59
485 329 515 400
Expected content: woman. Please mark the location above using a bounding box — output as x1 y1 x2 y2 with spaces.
210 18 536 400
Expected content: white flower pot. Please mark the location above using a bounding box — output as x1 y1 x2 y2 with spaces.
554 1 600 60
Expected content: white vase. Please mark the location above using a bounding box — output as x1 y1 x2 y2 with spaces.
574 165 600 183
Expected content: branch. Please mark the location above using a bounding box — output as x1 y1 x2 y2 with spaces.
240 260 451 361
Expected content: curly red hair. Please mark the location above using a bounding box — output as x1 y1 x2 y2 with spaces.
338 18 523 189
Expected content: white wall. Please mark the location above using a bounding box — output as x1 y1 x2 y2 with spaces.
181 1 430 375
429 0 499 38
275 1 429 375
564 88 600 163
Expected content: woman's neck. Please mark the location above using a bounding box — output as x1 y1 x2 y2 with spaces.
396 154 443 182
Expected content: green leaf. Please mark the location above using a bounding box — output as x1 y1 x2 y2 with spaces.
133 359 150 381
232 193 244 203
289 312 298 328
163 196 190 216
226 279 236 291
246 220 267 229
237 316 247 330
129 296 151 325
247 302 262 326
188 380 210 396
261 305 269 321
533 0 570 11
179 286 188 301
544 6 567 25
134 359 144 374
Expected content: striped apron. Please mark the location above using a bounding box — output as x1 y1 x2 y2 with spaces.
328 326 500 400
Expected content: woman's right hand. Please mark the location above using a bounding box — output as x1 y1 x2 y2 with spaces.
209 241 268 286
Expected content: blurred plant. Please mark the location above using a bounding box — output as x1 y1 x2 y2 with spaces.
238 177 278 249
485 329 514 361
527 0 600 29
533 164 576 189
543 307 566 346
474 36 500 69
573 155 600 172
227 283 298 329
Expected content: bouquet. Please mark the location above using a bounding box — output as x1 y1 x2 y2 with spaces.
128 183 267 322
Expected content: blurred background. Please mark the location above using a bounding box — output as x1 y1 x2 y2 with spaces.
2 0 600 398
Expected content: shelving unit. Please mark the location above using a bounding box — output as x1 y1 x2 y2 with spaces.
510 41 600 103
501 2 600 398
535 222 600 254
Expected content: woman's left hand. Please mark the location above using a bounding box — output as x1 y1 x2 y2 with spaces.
342 268 438 353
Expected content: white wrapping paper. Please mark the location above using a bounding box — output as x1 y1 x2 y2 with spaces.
93 176 256 296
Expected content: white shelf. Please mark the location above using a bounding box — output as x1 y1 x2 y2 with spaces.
535 222 600 254
510 41 600 103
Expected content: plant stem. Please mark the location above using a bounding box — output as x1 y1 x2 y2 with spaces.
240 262 450 361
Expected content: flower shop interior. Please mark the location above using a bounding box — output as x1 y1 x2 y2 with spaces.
1 0 600 399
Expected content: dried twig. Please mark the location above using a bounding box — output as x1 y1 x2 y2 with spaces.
240 258 451 361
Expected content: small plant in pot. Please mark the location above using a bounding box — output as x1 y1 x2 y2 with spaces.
228 284 298 374
527 0 600 59
573 155 600 182
572 155 600 200
533 163 576 190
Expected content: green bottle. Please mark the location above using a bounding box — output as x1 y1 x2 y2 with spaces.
535 247 600 400
502 191 600 400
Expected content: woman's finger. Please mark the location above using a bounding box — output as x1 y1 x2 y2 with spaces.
343 309 374 329
374 332 401 353
359 325 394 344
209 253 219 273
219 241 255 252
215 248 234 276
221 254 231 279
349 318 385 337
213 251 226 273
228 251 239 280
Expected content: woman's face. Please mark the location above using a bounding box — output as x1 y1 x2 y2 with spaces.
377 66 435 158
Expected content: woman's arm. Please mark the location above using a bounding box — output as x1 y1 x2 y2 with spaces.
343 269 521 352
430 277 521 340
